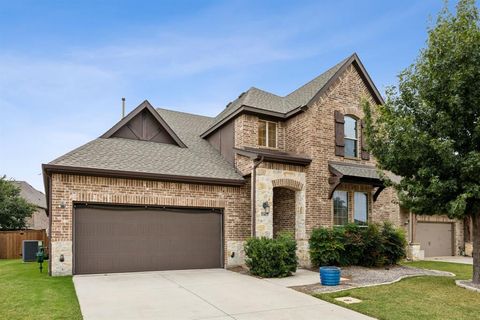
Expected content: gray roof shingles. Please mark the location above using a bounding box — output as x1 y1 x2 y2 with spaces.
206 56 348 133
49 109 244 181
48 55 355 182
12 181 47 209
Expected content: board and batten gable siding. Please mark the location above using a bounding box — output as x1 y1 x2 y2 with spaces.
206 119 235 163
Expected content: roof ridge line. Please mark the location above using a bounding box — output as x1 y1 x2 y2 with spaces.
155 107 214 119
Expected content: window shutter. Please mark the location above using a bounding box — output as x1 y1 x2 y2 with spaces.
334 110 345 156
360 119 370 160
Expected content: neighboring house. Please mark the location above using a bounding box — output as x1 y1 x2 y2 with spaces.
11 181 48 231
43 53 464 276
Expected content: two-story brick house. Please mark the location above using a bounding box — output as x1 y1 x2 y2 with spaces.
43 54 463 276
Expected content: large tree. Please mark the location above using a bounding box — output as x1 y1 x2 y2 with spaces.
363 0 480 283
0 176 36 230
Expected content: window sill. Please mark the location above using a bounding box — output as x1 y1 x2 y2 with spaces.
343 156 360 161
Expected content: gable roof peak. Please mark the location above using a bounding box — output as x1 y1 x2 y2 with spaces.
100 100 187 147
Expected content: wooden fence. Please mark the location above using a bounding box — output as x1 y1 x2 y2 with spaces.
0 230 48 259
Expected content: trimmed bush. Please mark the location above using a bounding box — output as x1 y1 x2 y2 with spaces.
244 232 297 278
309 227 344 267
358 224 385 267
382 222 407 265
339 224 364 266
309 222 406 268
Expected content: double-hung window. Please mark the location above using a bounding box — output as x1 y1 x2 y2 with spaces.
344 116 358 157
258 120 277 148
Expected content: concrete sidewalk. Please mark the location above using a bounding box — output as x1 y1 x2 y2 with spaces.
74 269 373 320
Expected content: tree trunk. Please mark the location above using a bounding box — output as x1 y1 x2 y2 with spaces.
473 213 480 284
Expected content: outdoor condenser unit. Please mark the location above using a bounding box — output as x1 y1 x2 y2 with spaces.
22 240 39 262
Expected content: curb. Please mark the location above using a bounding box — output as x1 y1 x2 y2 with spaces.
455 280 480 293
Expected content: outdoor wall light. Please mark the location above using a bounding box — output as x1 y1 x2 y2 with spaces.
261 201 270 216
59 254 64 262
59 201 66 209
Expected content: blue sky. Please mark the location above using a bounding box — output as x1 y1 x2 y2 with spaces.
0 0 459 192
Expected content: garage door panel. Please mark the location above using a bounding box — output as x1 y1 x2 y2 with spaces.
416 222 453 257
74 206 222 275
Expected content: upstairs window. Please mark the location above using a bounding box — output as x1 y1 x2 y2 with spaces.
258 120 277 148
344 116 358 157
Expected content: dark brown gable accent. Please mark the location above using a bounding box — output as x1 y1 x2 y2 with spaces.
101 100 186 147
334 110 345 156
360 119 370 160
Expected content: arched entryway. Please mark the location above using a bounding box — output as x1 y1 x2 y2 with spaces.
273 187 296 237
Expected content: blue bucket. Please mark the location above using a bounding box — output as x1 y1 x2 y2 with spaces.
320 266 341 286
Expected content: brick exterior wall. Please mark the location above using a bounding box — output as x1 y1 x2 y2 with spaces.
273 187 296 236
49 61 464 275
234 65 406 237
49 173 250 275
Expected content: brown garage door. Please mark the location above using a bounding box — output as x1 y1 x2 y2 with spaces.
416 222 453 257
74 205 223 275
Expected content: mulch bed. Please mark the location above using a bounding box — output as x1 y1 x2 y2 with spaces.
291 265 454 294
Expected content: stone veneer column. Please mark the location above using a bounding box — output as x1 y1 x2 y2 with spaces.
254 166 310 267
255 172 274 238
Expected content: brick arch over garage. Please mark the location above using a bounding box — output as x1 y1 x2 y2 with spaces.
271 178 304 191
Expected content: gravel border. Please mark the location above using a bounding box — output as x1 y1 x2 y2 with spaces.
456 280 480 293
291 265 454 294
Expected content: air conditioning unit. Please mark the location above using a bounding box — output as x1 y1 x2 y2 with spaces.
22 240 39 262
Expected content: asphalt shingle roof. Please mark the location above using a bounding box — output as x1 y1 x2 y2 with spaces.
12 181 47 209
330 162 402 184
206 57 348 133
49 109 244 181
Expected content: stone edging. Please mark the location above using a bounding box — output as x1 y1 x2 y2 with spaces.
316 269 456 294
456 280 480 293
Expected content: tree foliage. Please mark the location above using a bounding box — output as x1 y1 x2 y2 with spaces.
363 0 480 282
364 0 480 219
0 176 36 230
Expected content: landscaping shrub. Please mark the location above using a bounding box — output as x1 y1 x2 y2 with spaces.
381 222 407 265
309 222 406 268
244 232 297 278
309 227 344 267
358 224 385 267
338 224 364 266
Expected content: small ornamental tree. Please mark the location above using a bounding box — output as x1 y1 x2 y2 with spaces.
0 176 36 230
363 0 480 283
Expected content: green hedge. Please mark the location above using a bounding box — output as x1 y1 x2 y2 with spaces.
309 223 406 267
244 232 297 278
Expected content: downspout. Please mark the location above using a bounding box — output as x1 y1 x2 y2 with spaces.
251 156 264 237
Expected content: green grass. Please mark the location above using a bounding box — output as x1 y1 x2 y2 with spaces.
0 259 82 320
315 261 478 320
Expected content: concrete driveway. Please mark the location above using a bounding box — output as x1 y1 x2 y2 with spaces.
73 269 372 320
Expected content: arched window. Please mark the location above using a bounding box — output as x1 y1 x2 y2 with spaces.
344 116 357 157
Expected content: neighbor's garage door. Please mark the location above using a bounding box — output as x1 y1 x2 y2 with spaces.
416 222 453 257
74 205 223 275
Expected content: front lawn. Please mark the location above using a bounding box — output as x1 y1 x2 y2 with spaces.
315 261 478 320
0 259 82 320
